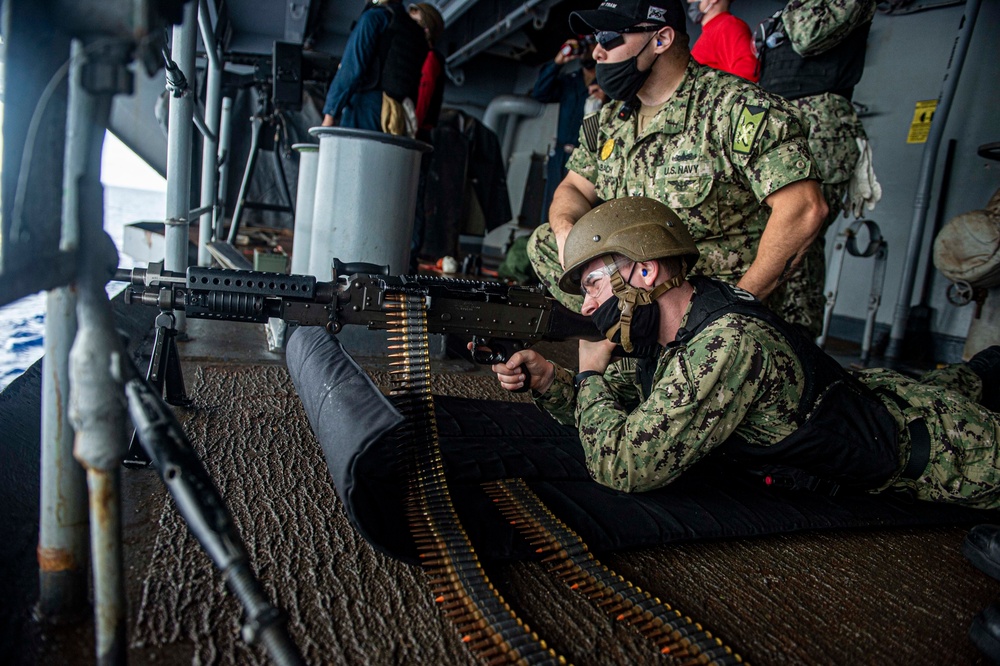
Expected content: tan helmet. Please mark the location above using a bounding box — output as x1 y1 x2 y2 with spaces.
558 196 700 294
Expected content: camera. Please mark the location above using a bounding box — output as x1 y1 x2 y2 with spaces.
560 34 597 58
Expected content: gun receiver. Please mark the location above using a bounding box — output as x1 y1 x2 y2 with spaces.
116 262 598 364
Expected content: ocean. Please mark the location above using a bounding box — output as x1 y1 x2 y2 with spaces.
0 185 167 391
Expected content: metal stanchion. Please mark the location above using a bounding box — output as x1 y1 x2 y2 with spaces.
62 37 132 665
197 0 222 266
164 2 197 330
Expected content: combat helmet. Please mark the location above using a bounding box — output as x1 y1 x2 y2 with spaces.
558 196 700 294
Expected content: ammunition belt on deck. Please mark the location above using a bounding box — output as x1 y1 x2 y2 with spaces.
382 291 745 666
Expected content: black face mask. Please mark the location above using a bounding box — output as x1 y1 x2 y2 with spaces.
594 36 657 101
591 294 662 358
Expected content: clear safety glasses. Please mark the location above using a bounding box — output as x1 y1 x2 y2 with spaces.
580 260 634 298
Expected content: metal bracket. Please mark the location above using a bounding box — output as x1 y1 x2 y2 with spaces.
76 39 134 97
819 220 888 364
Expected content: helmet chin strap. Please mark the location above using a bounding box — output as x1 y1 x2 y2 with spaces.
602 256 686 352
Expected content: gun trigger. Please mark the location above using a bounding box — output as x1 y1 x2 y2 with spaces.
471 336 503 364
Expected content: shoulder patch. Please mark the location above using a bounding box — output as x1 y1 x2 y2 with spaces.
733 104 768 155
600 138 616 161
581 113 601 154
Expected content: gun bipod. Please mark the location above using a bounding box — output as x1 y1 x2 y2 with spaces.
124 310 192 468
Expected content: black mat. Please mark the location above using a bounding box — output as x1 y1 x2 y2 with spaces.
286 327 1000 565
434 397 1000 561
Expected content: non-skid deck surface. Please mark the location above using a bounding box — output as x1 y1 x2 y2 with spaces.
130 363 1000 664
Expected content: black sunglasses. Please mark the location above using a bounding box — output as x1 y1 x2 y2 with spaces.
594 25 663 51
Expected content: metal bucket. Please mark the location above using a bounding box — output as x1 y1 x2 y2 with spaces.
308 127 432 355
307 127 431 280
290 143 319 277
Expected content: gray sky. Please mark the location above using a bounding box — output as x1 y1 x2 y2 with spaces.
102 132 167 192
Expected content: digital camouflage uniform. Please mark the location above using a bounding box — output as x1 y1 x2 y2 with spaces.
535 280 1000 509
781 0 876 224
527 58 826 336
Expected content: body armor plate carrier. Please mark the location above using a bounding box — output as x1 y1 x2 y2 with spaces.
359 2 428 103
674 277 901 492
758 16 871 101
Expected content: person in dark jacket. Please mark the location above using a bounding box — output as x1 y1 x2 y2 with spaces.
531 37 607 225
322 0 428 133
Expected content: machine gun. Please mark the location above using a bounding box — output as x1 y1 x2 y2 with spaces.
115 259 599 465
115 259 598 363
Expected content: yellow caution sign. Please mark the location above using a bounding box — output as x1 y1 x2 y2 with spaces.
907 100 938 144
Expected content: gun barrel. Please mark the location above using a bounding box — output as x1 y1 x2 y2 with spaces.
114 262 187 287
116 265 598 346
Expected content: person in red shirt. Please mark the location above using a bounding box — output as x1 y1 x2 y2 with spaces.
408 3 446 138
407 3 446 269
688 0 759 82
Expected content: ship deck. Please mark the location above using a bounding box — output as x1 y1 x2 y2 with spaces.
3 317 998 665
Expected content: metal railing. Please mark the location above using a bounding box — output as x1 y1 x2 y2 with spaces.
0 3 246 663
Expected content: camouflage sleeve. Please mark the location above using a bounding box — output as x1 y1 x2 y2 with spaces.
574 325 770 493
783 0 876 57
533 362 577 425
725 89 818 202
602 358 643 411
533 358 643 425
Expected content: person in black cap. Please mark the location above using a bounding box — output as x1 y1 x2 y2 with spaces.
525 0 830 340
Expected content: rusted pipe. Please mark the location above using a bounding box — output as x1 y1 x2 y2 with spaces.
37 286 90 623
64 37 130 665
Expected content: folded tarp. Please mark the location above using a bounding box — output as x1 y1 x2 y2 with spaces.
286 327 999 564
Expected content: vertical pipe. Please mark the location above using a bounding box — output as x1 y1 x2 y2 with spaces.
226 116 261 244
215 96 234 241
165 1 197 327
290 144 319 277
62 38 129 665
198 0 221 266
885 0 982 360
37 288 88 621
37 32 89 618
84 468 125 666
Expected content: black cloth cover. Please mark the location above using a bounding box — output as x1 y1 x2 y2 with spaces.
286 327 407 556
286 329 999 564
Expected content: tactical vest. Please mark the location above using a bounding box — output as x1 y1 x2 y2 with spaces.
757 16 871 101
359 3 428 103
672 277 900 491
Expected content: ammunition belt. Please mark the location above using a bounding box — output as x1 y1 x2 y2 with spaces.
385 293 564 665
383 292 745 665
487 479 743 664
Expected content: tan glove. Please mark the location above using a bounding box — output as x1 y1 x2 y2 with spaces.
848 137 882 218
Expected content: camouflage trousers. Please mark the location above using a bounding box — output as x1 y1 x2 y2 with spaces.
527 223 827 338
859 365 1000 510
